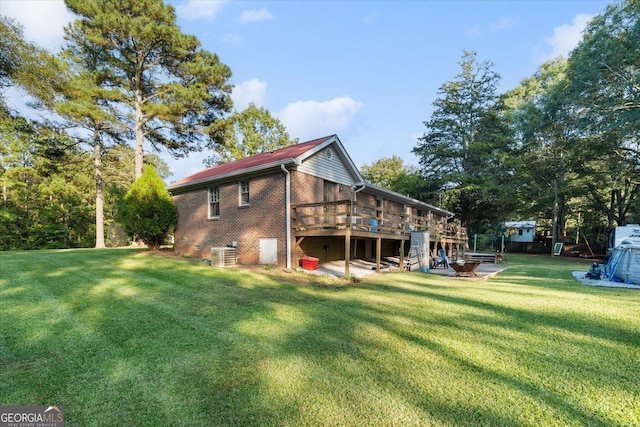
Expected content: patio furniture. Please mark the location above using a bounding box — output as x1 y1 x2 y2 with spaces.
450 261 481 277
432 248 449 269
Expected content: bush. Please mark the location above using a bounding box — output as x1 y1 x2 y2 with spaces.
119 165 177 251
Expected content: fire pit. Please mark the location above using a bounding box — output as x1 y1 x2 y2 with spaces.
450 261 481 277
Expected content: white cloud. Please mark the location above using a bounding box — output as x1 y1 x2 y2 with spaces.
175 0 227 21
238 8 275 24
277 97 364 142
2 0 74 52
535 13 594 63
231 79 268 111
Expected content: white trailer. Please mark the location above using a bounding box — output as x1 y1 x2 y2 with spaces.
607 225 640 250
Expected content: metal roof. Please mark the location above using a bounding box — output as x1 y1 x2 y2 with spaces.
168 135 334 191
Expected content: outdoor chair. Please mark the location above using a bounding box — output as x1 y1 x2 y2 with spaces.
432 249 449 269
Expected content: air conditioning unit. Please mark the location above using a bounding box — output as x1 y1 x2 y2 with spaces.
210 247 236 267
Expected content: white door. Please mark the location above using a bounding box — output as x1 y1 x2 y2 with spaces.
259 238 278 265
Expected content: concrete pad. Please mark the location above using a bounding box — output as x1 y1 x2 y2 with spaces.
424 263 508 280
302 259 507 280
571 271 640 289
302 259 391 279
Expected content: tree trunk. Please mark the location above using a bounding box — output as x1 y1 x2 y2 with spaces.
551 184 558 255
558 192 566 242
134 93 145 179
556 166 566 243
94 129 105 248
134 61 145 179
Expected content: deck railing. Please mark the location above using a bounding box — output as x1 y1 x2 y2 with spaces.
292 200 468 244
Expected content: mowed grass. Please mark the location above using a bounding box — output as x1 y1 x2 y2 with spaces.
0 250 638 426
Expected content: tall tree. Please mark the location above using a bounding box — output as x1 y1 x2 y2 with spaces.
502 58 579 248
1 124 94 250
56 25 126 248
567 0 640 226
204 103 298 166
0 16 95 249
64 0 233 178
413 50 516 229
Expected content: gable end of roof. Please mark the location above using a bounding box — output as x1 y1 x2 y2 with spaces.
168 135 335 191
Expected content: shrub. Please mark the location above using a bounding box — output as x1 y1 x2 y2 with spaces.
119 165 177 251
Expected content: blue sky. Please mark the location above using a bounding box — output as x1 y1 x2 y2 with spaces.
2 0 611 183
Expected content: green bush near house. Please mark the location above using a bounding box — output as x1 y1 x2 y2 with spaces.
119 165 177 250
0 250 638 426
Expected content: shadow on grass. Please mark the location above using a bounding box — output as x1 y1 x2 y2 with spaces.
0 249 638 426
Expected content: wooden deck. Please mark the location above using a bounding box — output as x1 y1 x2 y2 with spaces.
292 200 468 276
293 200 466 241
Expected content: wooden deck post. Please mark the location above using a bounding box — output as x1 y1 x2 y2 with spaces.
399 239 405 271
345 227 351 277
294 236 305 269
376 236 381 272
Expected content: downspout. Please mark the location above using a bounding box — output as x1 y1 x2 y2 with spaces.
281 164 291 270
352 182 367 219
353 182 366 202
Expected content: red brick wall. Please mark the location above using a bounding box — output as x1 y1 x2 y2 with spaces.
172 169 444 267
289 172 356 263
173 173 287 265
290 171 354 204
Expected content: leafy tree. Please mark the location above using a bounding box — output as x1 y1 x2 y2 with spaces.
360 156 432 201
204 103 298 166
102 146 171 225
566 0 640 226
64 0 233 178
119 165 177 251
413 50 517 230
568 0 640 126
1 17 95 249
502 58 579 248
361 156 408 189
1 126 94 250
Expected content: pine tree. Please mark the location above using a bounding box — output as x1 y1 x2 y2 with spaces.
413 51 516 229
64 0 233 178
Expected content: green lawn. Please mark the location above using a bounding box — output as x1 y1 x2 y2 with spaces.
1 249 638 426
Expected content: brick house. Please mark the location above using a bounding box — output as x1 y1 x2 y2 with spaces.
168 135 467 275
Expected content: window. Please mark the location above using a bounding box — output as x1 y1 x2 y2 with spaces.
239 180 250 206
208 187 220 218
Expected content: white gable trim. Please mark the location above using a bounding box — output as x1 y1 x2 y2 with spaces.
292 135 364 184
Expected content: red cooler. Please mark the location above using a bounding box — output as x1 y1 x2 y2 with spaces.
301 256 319 270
